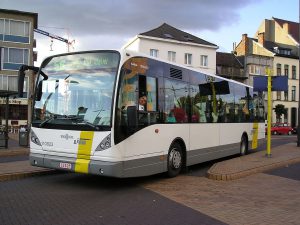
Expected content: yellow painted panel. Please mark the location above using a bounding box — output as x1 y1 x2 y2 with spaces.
75 131 94 173
251 122 259 149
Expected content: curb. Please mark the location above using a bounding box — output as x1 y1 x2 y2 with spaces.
0 169 55 182
0 148 29 157
207 157 300 181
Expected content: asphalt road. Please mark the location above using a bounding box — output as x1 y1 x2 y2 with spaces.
0 135 297 225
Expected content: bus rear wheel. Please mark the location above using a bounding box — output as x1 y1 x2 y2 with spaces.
240 135 248 156
167 142 183 177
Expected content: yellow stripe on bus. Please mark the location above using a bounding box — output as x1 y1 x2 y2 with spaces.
251 122 259 149
75 131 94 173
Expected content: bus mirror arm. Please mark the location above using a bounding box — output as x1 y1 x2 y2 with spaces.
18 65 48 98
127 106 137 134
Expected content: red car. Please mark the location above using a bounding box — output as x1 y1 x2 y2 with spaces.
265 123 293 135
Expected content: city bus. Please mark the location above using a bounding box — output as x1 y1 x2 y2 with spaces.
18 49 265 178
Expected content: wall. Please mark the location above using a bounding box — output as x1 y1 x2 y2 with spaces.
125 36 217 74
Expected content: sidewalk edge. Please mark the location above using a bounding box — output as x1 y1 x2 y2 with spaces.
207 157 300 181
0 169 54 182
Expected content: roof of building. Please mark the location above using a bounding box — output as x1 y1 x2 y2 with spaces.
0 8 38 28
139 23 217 47
273 17 299 43
216 52 244 68
251 37 298 59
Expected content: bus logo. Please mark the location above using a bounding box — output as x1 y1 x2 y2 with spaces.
61 134 74 140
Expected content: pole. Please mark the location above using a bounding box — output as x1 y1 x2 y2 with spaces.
297 1 300 146
5 95 9 148
266 68 272 157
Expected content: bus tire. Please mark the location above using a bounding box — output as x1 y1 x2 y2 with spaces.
240 135 248 156
167 142 183 177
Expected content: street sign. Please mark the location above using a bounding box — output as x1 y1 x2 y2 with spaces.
253 76 288 92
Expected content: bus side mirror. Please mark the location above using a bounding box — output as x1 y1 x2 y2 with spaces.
18 66 26 98
127 106 137 133
36 81 43 101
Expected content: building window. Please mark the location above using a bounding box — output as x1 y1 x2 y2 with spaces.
200 55 208 67
292 65 296 79
0 19 4 34
184 53 192 65
277 63 281 76
249 65 259 75
284 91 288 101
284 65 289 77
292 86 296 101
168 51 176 62
150 49 159 58
249 65 262 75
276 91 281 100
0 75 28 97
0 19 30 43
2 47 29 70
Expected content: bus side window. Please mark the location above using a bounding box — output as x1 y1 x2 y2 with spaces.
138 75 158 127
164 79 189 123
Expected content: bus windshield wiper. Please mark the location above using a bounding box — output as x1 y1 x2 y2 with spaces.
39 114 76 127
39 115 58 127
77 120 100 130
62 115 100 130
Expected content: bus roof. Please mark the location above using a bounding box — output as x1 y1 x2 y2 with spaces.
119 49 252 89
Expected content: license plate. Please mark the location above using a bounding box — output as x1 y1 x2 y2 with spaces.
59 162 72 170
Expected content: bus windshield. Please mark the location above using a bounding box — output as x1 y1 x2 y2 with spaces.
32 51 120 130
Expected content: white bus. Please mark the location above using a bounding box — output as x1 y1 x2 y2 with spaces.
18 50 265 178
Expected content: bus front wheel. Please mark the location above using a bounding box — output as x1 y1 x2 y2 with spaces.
167 142 183 177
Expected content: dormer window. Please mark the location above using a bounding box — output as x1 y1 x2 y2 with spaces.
163 33 174 39
273 47 291 56
183 35 193 41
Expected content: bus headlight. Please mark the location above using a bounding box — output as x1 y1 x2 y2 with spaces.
30 130 41 146
95 134 111 151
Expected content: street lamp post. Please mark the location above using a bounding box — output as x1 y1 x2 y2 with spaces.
297 2 300 147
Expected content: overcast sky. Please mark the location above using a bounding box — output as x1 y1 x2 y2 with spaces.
0 0 298 65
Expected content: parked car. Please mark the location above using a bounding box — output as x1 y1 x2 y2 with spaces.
265 123 293 135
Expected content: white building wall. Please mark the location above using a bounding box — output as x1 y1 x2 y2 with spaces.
124 36 217 74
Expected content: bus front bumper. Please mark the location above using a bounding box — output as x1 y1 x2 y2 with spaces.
30 153 124 178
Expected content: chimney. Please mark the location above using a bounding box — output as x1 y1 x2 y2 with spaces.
258 32 265 47
242 34 248 55
242 33 248 42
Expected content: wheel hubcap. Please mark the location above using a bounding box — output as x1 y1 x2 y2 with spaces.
241 141 245 154
169 148 181 169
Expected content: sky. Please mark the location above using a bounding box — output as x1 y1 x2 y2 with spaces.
0 0 299 65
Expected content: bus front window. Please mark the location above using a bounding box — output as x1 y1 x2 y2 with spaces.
33 52 120 130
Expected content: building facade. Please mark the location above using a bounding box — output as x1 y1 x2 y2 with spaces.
235 17 299 126
0 9 38 130
123 23 218 74
216 52 246 83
